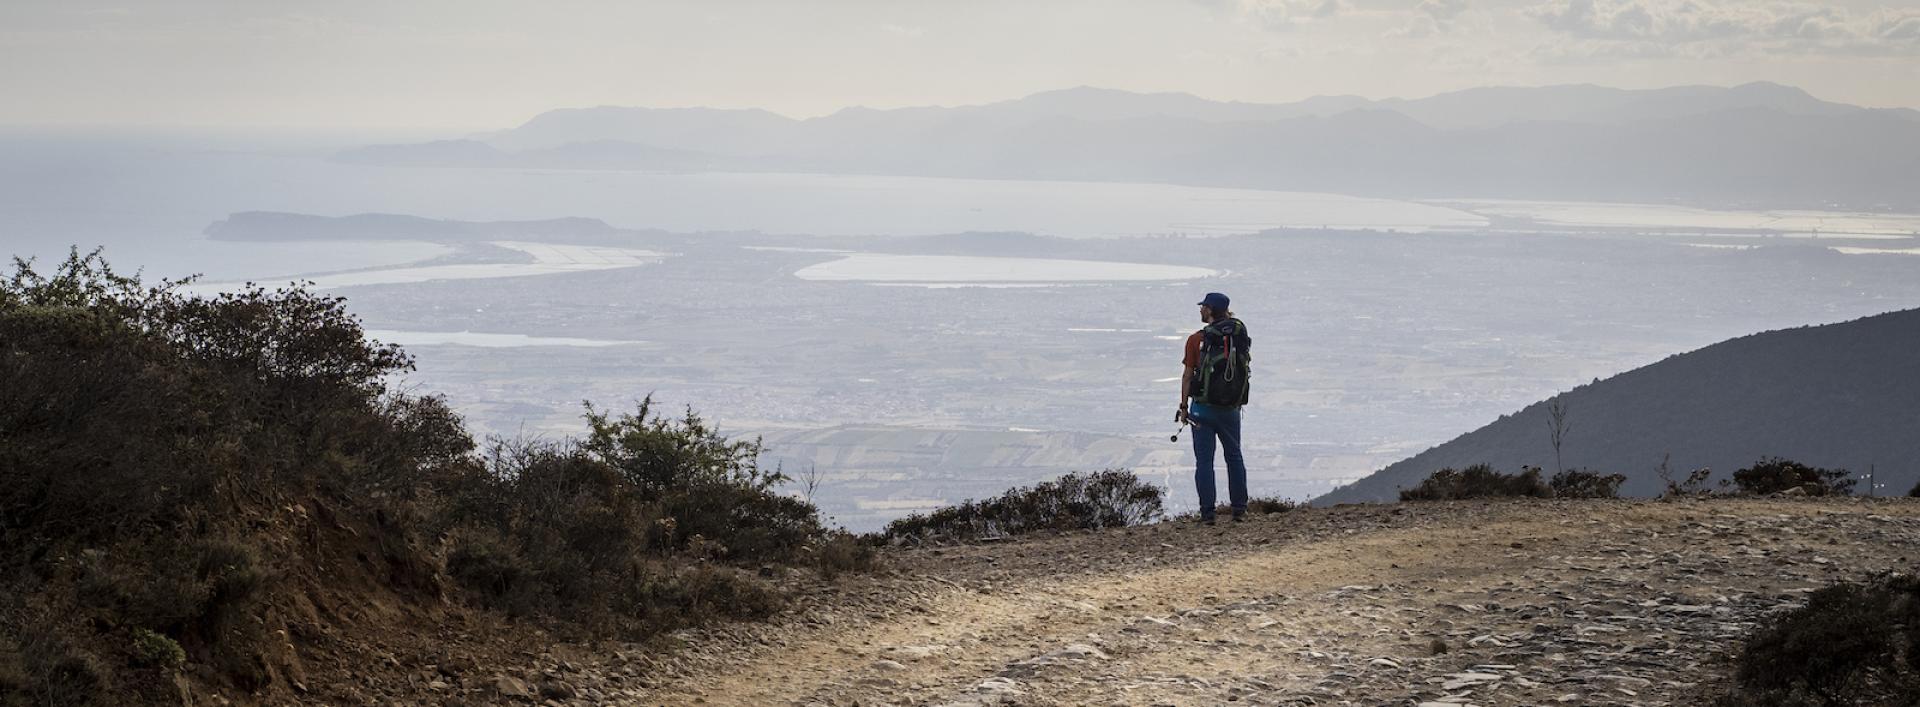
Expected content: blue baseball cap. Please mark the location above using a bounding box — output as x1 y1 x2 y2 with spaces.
1197 292 1230 312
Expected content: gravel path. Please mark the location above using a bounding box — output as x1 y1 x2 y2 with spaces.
495 498 1920 706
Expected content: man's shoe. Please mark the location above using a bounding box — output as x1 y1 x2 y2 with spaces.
1231 512 1246 523
1199 516 1217 527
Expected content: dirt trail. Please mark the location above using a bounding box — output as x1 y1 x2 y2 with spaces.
566 499 1920 706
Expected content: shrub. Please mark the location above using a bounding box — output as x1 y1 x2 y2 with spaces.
1244 497 1298 515
882 469 1163 543
1192 496 1298 520
1908 479 1919 498
10 633 103 707
608 565 784 632
128 629 184 669
1399 464 1549 501
33 654 101 707
1668 468 1715 497
1549 468 1627 499
0 642 28 707
191 541 266 637
1723 572 1920 705
582 399 823 561
1650 453 1721 498
582 400 769 497
1733 457 1855 497
0 251 431 542
814 531 878 580
74 538 263 643
0 249 447 538
440 401 836 635
446 530 534 612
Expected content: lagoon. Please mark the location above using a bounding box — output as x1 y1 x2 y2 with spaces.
190 241 665 292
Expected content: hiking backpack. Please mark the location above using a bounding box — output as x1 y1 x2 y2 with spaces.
1191 317 1252 406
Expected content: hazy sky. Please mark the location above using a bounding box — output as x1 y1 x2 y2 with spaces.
3 0 1917 130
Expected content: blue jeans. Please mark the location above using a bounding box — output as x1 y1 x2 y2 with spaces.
1189 402 1248 519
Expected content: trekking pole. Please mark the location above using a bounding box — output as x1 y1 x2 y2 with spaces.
1171 419 1190 443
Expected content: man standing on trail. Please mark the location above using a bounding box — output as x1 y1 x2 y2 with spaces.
1179 292 1252 525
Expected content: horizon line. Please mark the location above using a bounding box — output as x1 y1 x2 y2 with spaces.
6 79 1914 135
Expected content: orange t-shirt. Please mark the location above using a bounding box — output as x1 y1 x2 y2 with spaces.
1182 330 1204 368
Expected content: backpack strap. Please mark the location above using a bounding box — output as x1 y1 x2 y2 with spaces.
1223 329 1235 382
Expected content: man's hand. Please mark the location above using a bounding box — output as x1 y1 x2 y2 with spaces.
1175 404 1190 424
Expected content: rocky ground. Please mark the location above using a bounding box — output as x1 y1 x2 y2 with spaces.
456 497 1920 706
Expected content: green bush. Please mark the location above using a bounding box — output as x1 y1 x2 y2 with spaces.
585 400 824 561
439 401 829 635
882 469 1163 543
128 629 184 670
1723 572 1920 705
1399 464 1549 501
1549 468 1627 499
1732 457 1855 496
0 250 441 538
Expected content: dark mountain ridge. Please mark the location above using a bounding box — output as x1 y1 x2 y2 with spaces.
1316 307 1920 505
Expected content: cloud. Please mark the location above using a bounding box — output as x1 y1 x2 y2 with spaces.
1525 0 1920 56
1199 0 1484 40
1199 0 1346 29
1869 7 1920 40
1418 0 1471 22
1387 14 1442 37
1385 0 1472 38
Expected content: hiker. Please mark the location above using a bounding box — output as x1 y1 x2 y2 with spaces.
1178 292 1251 525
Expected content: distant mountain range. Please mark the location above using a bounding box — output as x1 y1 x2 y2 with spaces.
1315 307 1920 505
337 82 1920 209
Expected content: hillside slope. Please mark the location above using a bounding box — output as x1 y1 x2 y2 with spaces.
1318 308 1920 505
